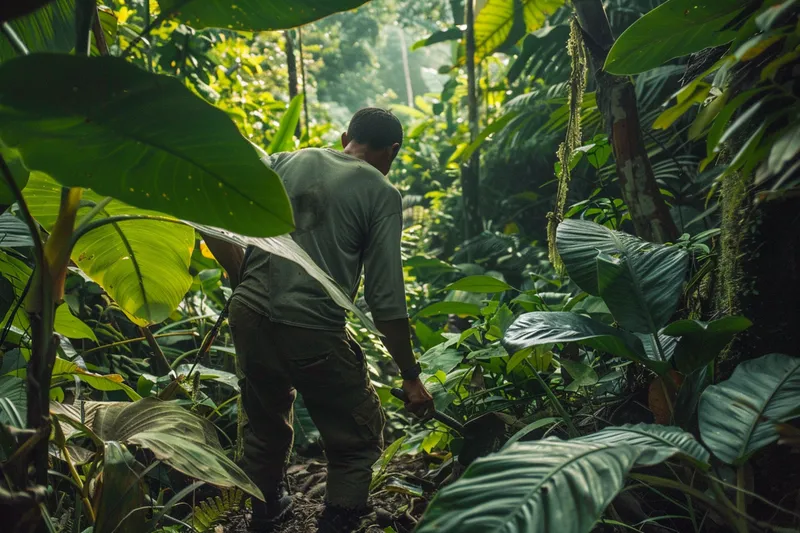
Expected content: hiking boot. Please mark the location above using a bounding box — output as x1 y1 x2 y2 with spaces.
248 483 293 532
315 504 371 533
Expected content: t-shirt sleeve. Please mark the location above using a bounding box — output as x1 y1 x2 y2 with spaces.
363 190 408 322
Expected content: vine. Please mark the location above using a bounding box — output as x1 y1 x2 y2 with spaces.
547 17 587 273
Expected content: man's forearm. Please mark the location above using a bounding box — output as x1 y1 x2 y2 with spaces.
375 318 418 375
202 234 246 288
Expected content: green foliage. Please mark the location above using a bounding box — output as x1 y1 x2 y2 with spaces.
24 172 196 326
159 0 372 31
699 353 800 465
472 0 565 62
0 54 294 237
93 442 146 533
418 438 683 533
267 94 304 154
604 0 745 75
52 397 263 499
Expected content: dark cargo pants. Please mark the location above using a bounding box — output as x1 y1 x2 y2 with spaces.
228 299 385 509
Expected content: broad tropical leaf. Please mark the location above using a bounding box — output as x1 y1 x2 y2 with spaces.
267 95 304 154
51 397 263 499
0 54 294 238
158 0 371 31
416 301 482 318
190 223 377 333
0 0 74 61
578 423 710 465
662 316 752 374
412 28 463 51
0 213 34 248
699 353 800 465
557 220 689 333
54 304 97 341
604 0 745 75
502 312 670 373
0 146 30 207
0 0 54 23
471 0 565 62
442 275 513 293
25 172 195 326
51 357 141 400
93 442 146 533
418 438 677 533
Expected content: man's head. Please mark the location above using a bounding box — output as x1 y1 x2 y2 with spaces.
341 107 403 175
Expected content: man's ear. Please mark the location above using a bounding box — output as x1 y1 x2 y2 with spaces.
341 132 350 149
390 142 401 160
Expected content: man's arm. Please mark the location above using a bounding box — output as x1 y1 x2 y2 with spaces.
202 235 246 288
375 318 433 415
363 204 433 415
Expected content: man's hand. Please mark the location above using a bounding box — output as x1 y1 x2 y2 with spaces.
402 377 434 417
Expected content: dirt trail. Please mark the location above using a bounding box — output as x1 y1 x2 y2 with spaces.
224 455 433 533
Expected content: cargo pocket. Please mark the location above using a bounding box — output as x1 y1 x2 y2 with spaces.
352 393 385 444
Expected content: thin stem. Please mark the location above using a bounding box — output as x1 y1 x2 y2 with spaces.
524 360 579 438
736 465 747 517
1 23 29 55
140 326 172 376
61 443 96 523
75 197 113 230
91 7 110 56
80 331 197 356
75 0 96 56
120 12 166 59
631 474 748 533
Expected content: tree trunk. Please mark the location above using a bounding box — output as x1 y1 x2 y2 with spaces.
297 29 310 140
284 31 301 138
461 0 482 239
397 27 414 107
573 0 678 244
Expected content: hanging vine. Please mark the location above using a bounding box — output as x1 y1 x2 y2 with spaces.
547 17 587 273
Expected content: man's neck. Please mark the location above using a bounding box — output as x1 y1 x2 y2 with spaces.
342 143 370 162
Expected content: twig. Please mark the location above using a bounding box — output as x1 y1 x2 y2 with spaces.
524 360 579 438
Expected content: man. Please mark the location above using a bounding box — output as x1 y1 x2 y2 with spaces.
205 108 434 533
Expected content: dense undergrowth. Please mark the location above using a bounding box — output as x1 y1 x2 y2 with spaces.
0 0 798 532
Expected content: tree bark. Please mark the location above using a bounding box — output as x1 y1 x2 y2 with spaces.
573 0 678 243
461 0 482 239
284 31 301 138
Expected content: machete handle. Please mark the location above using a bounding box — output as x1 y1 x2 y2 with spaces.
391 387 465 433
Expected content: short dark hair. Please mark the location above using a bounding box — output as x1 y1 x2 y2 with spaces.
347 107 403 150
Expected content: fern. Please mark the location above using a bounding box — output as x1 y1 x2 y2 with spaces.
188 487 246 532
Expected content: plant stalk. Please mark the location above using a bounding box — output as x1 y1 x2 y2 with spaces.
61 443 96 523
524 360 579 438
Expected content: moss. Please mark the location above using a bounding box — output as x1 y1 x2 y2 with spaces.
548 18 587 273
715 167 753 318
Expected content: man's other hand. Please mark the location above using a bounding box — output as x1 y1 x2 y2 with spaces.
402 377 434 417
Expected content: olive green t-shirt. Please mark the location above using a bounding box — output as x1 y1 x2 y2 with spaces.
232 147 408 330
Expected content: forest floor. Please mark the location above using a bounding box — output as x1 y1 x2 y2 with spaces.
223 454 434 533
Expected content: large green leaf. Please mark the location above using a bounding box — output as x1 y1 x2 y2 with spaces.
443 275 513 293
54 303 97 341
418 438 677 533
0 54 294 238
662 316 752 374
471 0 565 61
0 146 30 207
25 172 195 325
0 0 74 61
604 0 745 75
94 442 146 533
51 357 141 400
416 301 482 318
557 220 689 334
267 95 304 154
51 397 263 499
0 213 34 247
699 353 800 465
578 423 710 466
190 223 377 333
158 0 371 31
502 312 670 373
0 0 55 23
